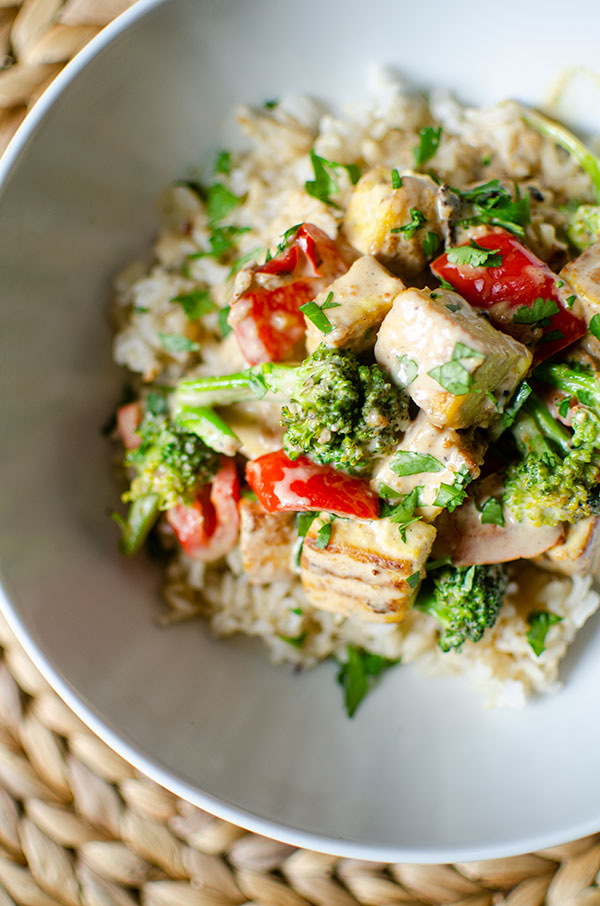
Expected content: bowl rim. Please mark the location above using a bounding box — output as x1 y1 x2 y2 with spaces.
1 0 598 863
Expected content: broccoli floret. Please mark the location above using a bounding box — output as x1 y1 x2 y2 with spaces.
503 372 600 526
415 564 509 652
114 393 220 555
172 346 409 476
281 346 409 475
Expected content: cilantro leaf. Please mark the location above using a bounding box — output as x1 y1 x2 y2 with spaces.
512 297 560 326
305 151 361 206
391 168 403 189
527 610 563 657
395 354 419 388
428 359 474 395
320 292 340 310
217 306 232 338
275 223 302 256
206 183 242 225
480 497 505 526
565 294 577 310
214 150 232 175
387 487 423 541
158 333 200 355
453 342 484 361
300 299 335 334
391 207 426 238
337 644 400 718
406 571 421 589
413 126 442 168
390 451 444 476
298 511 318 538
434 481 468 512
558 398 570 418
456 180 530 237
422 231 440 258
539 329 564 344
278 632 306 649
172 289 216 321
590 313 600 340
446 239 503 268
315 522 332 549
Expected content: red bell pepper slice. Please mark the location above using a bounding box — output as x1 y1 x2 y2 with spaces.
228 223 351 365
245 450 379 520
167 456 240 561
431 229 585 362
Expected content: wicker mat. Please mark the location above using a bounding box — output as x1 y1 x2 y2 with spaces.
2 2 600 904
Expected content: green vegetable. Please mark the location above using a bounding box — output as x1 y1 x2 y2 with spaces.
111 494 160 556
589 314 600 340
428 359 474 396
337 644 400 718
391 207 426 238
174 347 409 477
278 632 307 649
526 610 563 656
406 571 421 589
422 231 441 258
479 497 505 526
305 150 361 206
512 298 559 327
172 289 216 321
413 126 442 168
415 564 509 652
214 150 232 175
455 180 530 237
174 404 241 454
433 468 471 513
567 205 600 251
189 225 251 261
382 487 422 541
395 354 418 387
391 168 403 189
158 333 200 355
446 239 503 268
521 108 600 203
217 306 232 338
315 522 333 549
389 451 444 477
299 300 335 334
206 183 242 225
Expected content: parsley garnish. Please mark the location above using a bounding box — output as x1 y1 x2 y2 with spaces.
455 180 530 236
527 610 563 657
386 487 422 541
391 207 426 238
300 294 340 334
315 522 333 549
512 298 560 327
565 294 577 310
422 231 440 258
479 497 505 526
390 451 444 477
217 306 232 338
214 150 232 175
172 289 216 321
446 239 503 268
337 644 400 718
413 126 442 168
589 313 600 340
305 151 361 206
395 354 418 388
428 344 482 397
206 183 242 225
391 168 403 189
158 333 200 355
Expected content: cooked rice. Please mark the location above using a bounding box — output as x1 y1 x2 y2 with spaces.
112 68 600 708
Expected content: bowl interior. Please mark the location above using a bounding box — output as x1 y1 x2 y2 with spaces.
1 0 600 861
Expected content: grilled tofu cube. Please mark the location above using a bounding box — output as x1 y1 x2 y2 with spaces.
536 516 600 576
371 412 485 521
239 498 296 583
304 255 404 355
344 167 442 278
300 515 436 623
375 287 532 429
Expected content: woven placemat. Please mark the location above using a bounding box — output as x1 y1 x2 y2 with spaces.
2 2 600 903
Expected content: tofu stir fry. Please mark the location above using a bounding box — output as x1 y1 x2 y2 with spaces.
110 93 600 711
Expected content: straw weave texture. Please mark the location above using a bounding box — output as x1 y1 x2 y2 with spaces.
2 2 600 903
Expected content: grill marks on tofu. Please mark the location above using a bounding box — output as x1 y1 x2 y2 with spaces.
305 256 405 355
343 168 445 279
300 516 436 622
239 498 296 583
371 412 485 521
375 287 532 429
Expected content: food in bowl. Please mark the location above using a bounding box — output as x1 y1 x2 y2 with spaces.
109 71 600 711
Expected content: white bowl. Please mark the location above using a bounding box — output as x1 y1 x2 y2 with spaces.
1 0 600 863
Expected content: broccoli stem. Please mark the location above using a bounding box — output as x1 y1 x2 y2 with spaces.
174 404 241 455
172 363 299 410
512 393 572 459
535 362 600 418
521 108 600 203
114 493 160 556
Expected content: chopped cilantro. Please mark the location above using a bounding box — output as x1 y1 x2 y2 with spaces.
395 354 418 387
337 644 400 718
391 168 403 189
527 610 563 657
275 223 302 256
298 511 319 539
305 150 361 206
589 313 600 340
455 180 530 237
482 153 491 166
315 522 333 549
214 150 232 175
391 207 426 238
480 497 505 526
158 333 200 355
434 481 466 512
540 329 565 344
390 451 444 477
217 306 232 338
386 487 422 541
263 98 278 109
172 289 216 321
512 298 560 326
426 556 453 571
300 298 337 334
565 294 577 310
206 183 242 225
413 126 442 168
558 398 570 419
422 231 440 258
290 606 303 616
278 632 306 649
406 571 421 589
446 239 503 268
453 342 484 362
320 292 340 311
445 302 461 312
428 359 474 395
228 247 262 278
438 277 455 291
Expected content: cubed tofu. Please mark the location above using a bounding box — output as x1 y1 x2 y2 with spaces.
371 412 485 521
305 255 405 354
535 516 600 576
561 242 600 358
344 168 442 278
239 498 296 584
374 287 532 429
300 515 436 623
